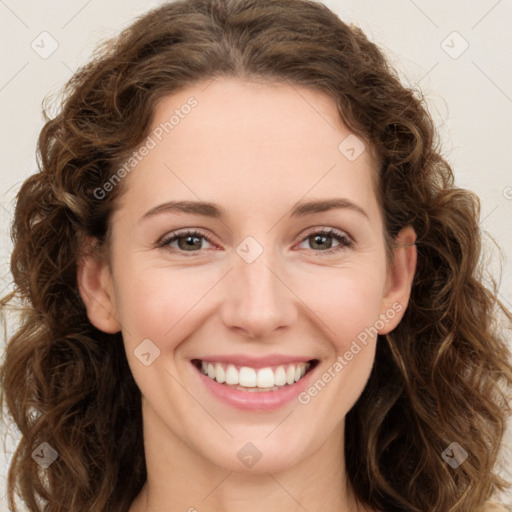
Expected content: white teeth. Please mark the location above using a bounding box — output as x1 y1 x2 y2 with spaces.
239 367 257 387
257 367 275 388
225 364 239 385
274 366 287 386
199 360 312 389
215 363 225 384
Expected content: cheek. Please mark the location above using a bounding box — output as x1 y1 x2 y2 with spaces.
290 262 387 346
112 261 217 348
112 267 205 399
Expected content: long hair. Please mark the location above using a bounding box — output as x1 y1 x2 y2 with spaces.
1 0 511 510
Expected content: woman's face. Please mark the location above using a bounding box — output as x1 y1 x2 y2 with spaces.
79 77 416 474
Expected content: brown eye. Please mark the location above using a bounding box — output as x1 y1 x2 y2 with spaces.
297 228 353 255
308 233 336 250
159 230 213 253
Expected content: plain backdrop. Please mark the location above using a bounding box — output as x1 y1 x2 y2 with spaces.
0 0 511 509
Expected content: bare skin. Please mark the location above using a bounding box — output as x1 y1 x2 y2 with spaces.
78 77 417 512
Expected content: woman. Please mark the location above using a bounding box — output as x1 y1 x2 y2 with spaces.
1 0 511 511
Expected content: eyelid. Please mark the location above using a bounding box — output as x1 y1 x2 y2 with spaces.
157 226 354 255
298 226 353 243
293 226 354 255
157 228 217 248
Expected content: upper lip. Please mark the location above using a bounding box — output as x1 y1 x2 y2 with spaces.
193 354 316 368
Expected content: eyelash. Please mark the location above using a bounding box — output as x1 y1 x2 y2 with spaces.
158 227 354 257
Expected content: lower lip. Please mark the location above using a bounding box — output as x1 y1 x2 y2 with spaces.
194 364 315 411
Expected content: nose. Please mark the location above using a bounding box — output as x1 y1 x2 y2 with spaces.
220 248 297 339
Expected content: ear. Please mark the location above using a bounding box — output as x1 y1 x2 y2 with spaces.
378 225 417 334
77 238 121 334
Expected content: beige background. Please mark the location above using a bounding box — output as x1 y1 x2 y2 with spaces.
0 0 511 509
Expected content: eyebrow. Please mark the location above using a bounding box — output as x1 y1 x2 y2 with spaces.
141 198 369 221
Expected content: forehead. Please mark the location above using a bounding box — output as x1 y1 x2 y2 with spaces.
151 77 377 165
115 77 381 223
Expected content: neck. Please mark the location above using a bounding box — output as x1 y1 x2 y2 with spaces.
129 400 365 512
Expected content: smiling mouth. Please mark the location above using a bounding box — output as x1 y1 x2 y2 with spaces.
192 359 318 392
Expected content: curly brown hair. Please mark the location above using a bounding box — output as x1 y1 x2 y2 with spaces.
1 0 511 511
